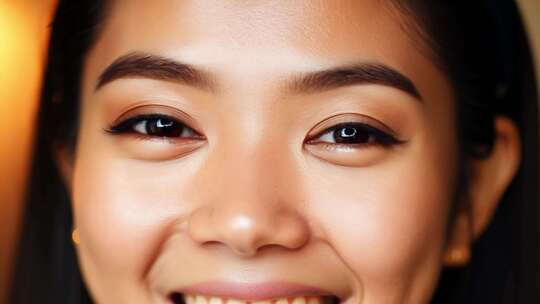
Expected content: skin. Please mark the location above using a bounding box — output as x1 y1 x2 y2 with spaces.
56 1 521 303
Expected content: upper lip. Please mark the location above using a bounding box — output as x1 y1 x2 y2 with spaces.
173 280 339 301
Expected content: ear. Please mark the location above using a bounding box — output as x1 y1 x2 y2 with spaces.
52 143 75 194
443 116 521 266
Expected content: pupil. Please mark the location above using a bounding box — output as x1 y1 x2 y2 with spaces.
334 126 369 144
147 118 183 137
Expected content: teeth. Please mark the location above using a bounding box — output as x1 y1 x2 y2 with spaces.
196 295 207 304
181 294 329 304
209 297 222 304
185 295 196 304
292 298 306 304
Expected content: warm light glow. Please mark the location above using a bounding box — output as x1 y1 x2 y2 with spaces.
0 2 57 302
72 229 80 245
0 4 36 86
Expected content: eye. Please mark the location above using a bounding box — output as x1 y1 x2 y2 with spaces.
306 122 402 147
105 114 203 139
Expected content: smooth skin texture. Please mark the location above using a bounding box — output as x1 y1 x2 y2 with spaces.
56 1 521 303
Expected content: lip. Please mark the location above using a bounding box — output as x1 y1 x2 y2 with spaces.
171 281 340 302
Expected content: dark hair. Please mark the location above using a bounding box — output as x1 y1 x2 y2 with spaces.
9 1 539 303
391 1 540 302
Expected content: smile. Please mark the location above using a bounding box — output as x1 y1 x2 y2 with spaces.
169 293 340 304
164 280 344 304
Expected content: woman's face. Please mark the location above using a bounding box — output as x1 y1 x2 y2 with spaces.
70 1 460 303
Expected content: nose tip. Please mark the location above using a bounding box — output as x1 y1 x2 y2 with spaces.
226 214 263 256
187 205 310 257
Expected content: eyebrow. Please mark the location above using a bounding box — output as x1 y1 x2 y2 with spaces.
96 52 216 92
288 63 421 100
96 52 422 100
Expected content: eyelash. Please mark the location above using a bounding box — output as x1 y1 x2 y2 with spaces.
104 114 204 140
305 122 403 148
104 114 403 148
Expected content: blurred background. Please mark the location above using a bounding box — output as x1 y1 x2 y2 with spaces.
0 1 539 303
1 1 57 302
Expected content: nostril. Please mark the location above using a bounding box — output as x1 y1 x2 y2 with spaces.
168 292 184 304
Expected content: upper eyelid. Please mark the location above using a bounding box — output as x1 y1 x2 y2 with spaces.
307 122 349 140
111 103 192 123
308 122 396 142
106 113 202 137
116 113 182 125
109 104 204 134
112 116 387 134
107 107 402 143
306 112 399 139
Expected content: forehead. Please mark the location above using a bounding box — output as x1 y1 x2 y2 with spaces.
84 0 452 106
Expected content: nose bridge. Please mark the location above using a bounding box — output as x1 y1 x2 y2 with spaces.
208 116 292 208
215 145 280 224
186 133 310 256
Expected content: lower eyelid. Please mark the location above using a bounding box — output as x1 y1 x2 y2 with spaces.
307 141 374 151
130 133 205 145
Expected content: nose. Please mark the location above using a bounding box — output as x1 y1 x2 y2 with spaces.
186 144 311 257
188 205 310 257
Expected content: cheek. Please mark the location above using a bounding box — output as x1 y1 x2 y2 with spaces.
304 147 455 301
72 154 159 301
70 126 204 302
